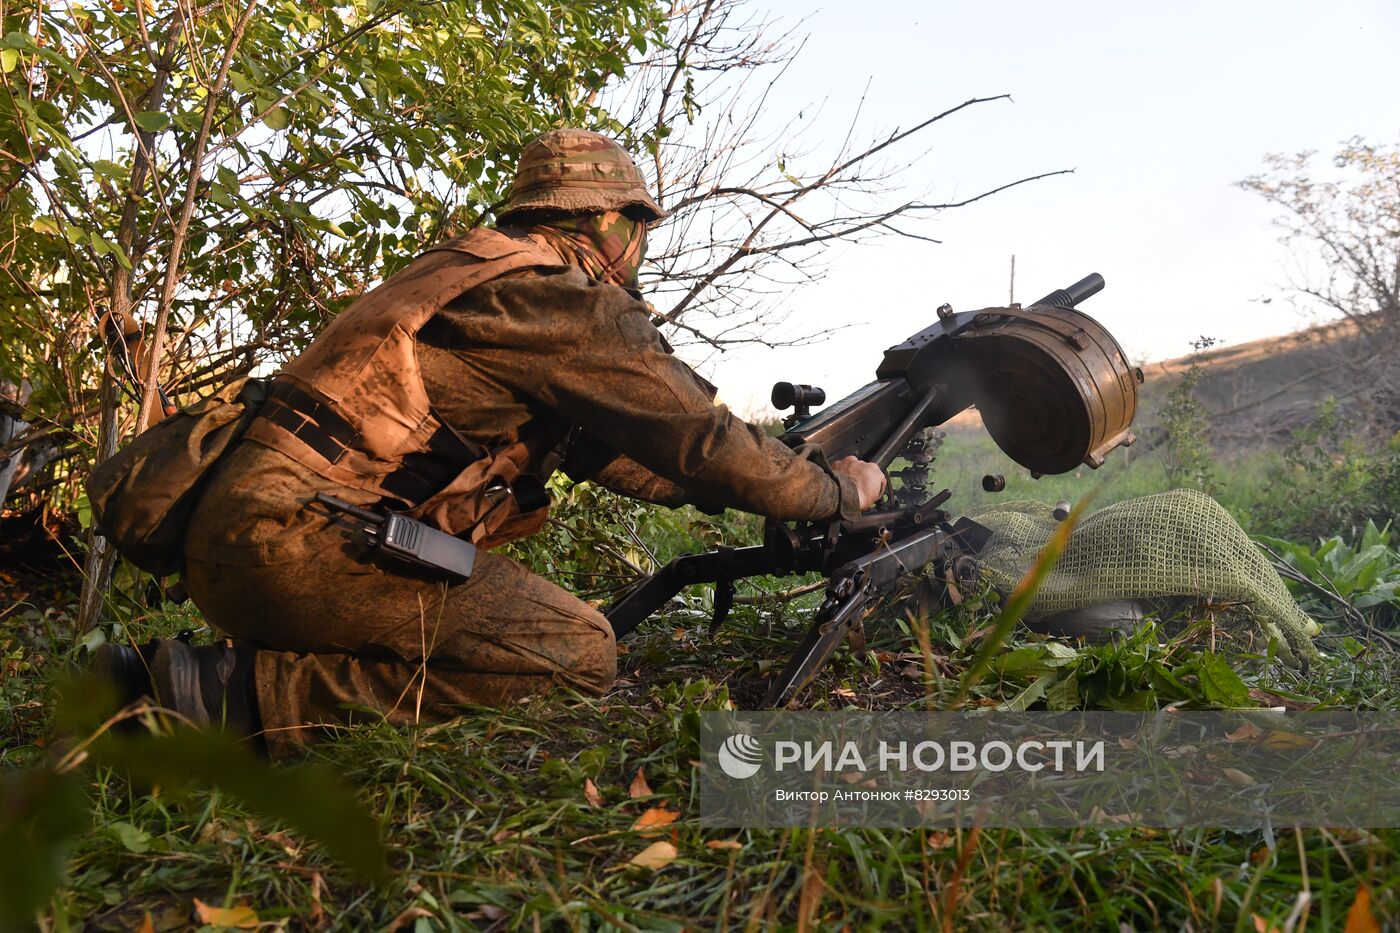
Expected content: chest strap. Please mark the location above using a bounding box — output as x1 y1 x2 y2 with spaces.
257 380 486 506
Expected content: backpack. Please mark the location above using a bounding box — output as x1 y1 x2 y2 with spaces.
86 377 266 576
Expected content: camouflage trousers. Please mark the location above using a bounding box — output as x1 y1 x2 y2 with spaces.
183 511 616 759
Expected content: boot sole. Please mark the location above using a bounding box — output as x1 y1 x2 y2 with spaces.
151 640 211 725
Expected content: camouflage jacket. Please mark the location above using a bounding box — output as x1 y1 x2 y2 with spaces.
187 238 856 564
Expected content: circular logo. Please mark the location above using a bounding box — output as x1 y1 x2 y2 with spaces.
717 733 763 780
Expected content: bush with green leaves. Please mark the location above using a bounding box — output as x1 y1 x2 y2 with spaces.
0 0 667 505
1249 398 1400 538
1160 336 1220 495
504 475 765 604
1259 519 1400 628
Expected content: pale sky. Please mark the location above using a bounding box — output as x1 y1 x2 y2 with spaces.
688 0 1400 415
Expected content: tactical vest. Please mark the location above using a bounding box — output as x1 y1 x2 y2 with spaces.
243 228 563 548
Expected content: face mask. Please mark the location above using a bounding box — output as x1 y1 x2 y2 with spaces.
526 210 647 288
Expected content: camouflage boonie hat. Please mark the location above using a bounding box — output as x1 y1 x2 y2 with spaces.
498 129 666 222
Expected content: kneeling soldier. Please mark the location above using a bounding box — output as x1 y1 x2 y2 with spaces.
99 130 884 756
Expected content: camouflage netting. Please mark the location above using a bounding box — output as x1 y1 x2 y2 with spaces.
967 488 1321 665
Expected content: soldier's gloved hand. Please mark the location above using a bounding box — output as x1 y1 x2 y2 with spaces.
832 456 887 512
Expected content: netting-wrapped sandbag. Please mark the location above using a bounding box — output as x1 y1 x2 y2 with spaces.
968 488 1320 664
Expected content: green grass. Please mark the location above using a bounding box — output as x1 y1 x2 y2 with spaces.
5 429 1400 930
931 430 1175 516
26 604 1400 930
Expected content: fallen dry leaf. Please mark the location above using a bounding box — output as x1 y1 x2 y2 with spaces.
1262 729 1318 750
1087 806 1140 825
308 871 326 930
264 830 299 856
135 912 155 933
198 820 242 847
706 839 743 851
1222 768 1257 786
1226 722 1264 743
386 906 433 932
798 865 826 929
633 807 679 833
1345 886 1381 933
192 899 259 930
491 828 518 843
1253 912 1281 933
628 840 678 870
629 768 653 799
469 905 509 922
832 686 856 699
1247 688 1318 711
583 778 603 808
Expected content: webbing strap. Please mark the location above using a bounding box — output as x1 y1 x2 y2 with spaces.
256 380 486 505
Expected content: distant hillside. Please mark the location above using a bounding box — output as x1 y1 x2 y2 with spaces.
946 316 1395 451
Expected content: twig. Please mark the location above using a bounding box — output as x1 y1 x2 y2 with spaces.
1253 540 1396 649
732 580 825 605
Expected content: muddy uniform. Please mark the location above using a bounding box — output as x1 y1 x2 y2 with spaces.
183 230 858 756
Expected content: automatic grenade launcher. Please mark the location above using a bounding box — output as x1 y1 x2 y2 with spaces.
605 273 1144 706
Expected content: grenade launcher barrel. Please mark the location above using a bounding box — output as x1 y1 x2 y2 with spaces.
1033 272 1104 310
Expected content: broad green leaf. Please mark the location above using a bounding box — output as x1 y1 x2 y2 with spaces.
1361 519 1388 550
132 111 171 133
0 48 17 73
1040 641 1082 663
32 45 83 82
1045 674 1082 711
999 672 1057 712
1101 689 1157 711
1351 557 1381 593
217 165 240 190
109 820 153 853
1194 652 1250 706
995 647 1046 674
77 627 107 654
264 107 290 131
1148 662 1193 702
